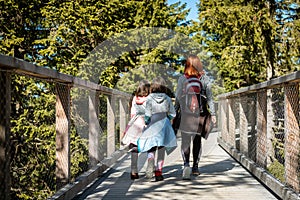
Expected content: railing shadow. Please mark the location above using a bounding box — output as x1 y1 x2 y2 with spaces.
73 153 255 200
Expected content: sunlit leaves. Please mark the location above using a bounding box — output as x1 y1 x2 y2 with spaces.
195 0 299 91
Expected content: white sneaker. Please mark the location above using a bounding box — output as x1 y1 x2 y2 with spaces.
182 166 191 180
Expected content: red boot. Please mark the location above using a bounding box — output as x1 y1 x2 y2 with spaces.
154 170 164 181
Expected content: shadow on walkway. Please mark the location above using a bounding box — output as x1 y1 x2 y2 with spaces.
73 132 279 200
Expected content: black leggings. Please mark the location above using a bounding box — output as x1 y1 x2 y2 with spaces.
129 144 138 173
181 132 202 167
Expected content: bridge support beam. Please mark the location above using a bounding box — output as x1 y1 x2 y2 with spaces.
239 95 249 156
219 98 228 143
256 90 267 168
284 83 299 193
89 91 100 167
55 83 71 190
119 98 127 144
248 97 257 161
107 96 116 157
0 70 11 200
228 99 236 148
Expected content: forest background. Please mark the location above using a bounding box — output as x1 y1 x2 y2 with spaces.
0 0 299 199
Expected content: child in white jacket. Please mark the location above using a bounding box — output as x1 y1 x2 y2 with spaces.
137 77 177 181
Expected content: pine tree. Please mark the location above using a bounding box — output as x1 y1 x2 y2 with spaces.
0 1 58 198
195 0 299 91
276 1 300 75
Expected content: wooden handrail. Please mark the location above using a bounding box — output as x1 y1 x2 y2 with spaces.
218 70 300 98
0 54 131 97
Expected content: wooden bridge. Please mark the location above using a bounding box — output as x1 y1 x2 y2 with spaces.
0 55 299 200
72 131 280 200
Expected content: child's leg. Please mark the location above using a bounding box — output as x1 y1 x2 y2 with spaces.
130 144 138 174
155 146 165 176
146 147 156 179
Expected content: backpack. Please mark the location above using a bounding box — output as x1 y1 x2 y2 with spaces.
181 76 204 116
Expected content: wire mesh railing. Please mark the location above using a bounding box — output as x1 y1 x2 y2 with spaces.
0 55 131 199
217 71 300 199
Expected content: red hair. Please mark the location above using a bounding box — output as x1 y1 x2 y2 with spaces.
184 55 204 78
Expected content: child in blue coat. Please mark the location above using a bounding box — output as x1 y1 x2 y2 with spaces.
137 77 177 181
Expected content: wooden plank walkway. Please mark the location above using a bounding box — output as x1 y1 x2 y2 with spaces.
73 131 280 200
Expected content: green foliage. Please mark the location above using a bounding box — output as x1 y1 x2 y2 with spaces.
116 60 180 97
70 128 89 180
10 77 57 199
0 0 49 59
9 77 91 198
276 2 300 75
36 0 189 86
195 0 300 92
267 159 285 183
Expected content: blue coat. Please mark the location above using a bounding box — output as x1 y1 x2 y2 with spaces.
137 93 177 153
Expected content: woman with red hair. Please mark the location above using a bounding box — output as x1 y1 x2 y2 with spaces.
175 54 216 180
